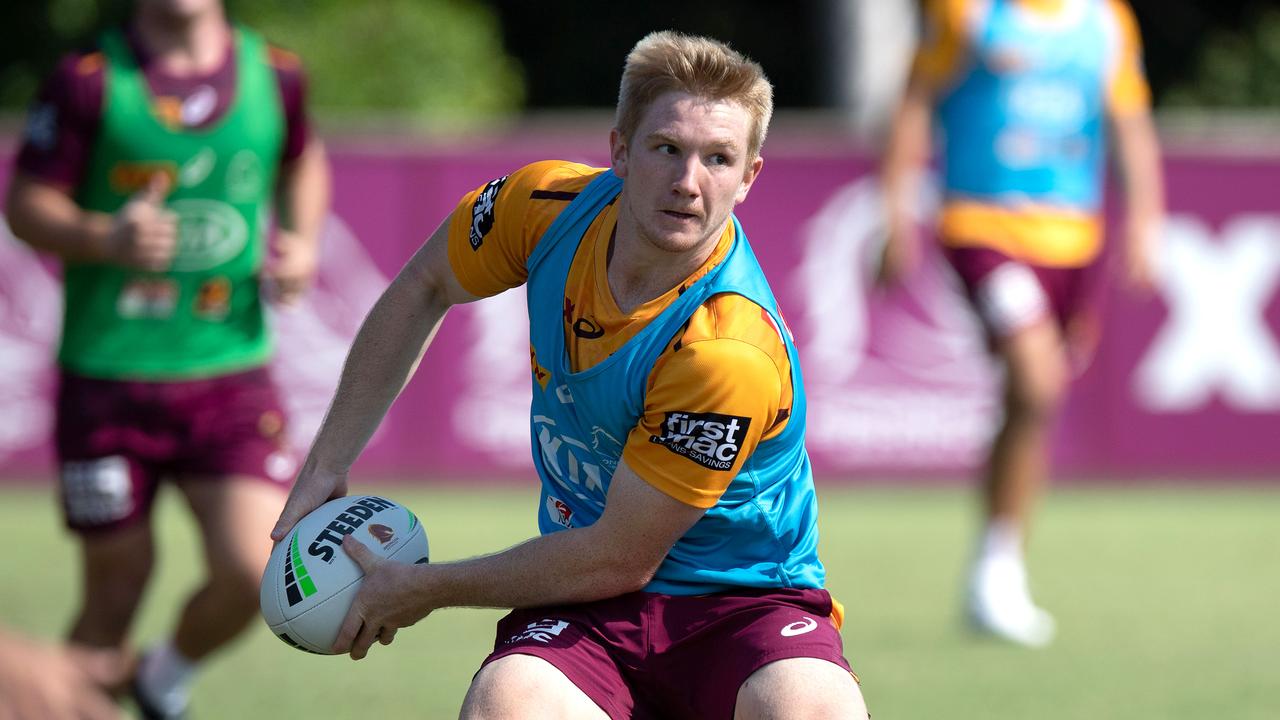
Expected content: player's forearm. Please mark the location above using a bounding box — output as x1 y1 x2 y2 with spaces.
1113 111 1165 233
303 258 449 475
881 81 934 221
4 175 114 262
275 138 331 244
419 524 654 612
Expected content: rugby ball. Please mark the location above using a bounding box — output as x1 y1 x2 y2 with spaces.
260 495 429 654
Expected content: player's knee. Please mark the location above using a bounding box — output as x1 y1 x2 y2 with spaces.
202 547 267 611
735 658 868 720
461 655 602 720
1005 359 1068 423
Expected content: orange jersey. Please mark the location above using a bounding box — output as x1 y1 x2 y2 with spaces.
447 161 793 508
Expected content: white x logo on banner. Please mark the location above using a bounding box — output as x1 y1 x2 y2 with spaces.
1134 214 1280 412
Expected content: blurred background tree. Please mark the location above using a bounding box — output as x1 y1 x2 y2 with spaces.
0 0 524 126
3 0 1280 123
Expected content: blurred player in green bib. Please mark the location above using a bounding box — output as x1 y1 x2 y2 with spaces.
5 0 330 716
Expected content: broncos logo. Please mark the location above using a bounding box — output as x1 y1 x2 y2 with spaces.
368 523 395 546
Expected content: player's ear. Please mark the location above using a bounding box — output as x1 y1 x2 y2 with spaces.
735 155 764 205
610 128 630 178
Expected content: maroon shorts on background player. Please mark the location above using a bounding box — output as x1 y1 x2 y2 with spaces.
943 244 1107 368
482 587 854 720
55 367 294 533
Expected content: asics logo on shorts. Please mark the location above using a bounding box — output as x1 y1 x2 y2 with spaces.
780 617 819 637
507 618 570 644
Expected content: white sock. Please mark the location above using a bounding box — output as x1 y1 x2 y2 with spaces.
137 640 197 713
979 518 1024 567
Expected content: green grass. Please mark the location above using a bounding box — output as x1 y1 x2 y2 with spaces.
2 483 1277 719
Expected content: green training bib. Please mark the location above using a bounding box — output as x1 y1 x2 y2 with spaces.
61 26 285 379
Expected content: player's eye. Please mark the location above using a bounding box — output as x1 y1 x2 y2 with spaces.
657 143 679 155
709 153 730 166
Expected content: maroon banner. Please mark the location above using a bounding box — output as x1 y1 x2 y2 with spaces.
2 139 1278 481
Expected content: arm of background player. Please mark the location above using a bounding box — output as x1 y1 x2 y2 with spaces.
1110 111 1164 291
5 172 177 271
333 460 706 659
878 74 936 285
5 173 116 262
266 135 331 304
1106 0 1165 292
270 220 481 540
878 0 963 285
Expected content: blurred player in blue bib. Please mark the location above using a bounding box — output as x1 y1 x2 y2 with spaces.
880 0 1165 646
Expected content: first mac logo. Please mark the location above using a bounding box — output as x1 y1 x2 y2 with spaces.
649 411 751 471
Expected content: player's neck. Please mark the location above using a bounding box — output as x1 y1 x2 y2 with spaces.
609 212 722 315
132 6 230 76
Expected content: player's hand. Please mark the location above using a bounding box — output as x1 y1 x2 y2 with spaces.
0 632 122 720
106 173 177 272
877 212 920 287
1122 216 1162 294
265 229 319 306
333 535 431 660
270 464 348 542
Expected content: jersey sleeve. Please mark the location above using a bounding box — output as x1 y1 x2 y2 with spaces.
623 336 785 509
910 0 972 90
13 51 105 189
445 160 600 299
267 45 311 163
1105 0 1152 116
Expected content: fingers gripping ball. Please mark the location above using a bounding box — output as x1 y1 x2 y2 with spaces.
260 495 429 654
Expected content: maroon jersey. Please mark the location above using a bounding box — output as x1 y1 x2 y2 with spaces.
15 24 311 190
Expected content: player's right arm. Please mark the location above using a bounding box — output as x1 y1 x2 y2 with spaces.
879 0 968 284
271 160 592 539
271 219 481 540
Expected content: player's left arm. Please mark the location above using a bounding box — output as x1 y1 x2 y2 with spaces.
1106 0 1165 291
333 461 707 659
267 50 331 304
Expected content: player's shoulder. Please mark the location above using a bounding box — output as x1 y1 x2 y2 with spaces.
48 44 106 85
680 294 789 367
266 44 303 71
502 160 604 198
1100 0 1142 30
923 0 979 28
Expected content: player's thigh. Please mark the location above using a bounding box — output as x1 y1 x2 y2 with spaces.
461 654 610 720
735 657 868 720
176 475 286 586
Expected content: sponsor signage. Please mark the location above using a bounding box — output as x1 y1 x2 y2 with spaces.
2 142 1278 481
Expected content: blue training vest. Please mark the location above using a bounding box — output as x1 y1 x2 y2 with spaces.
938 0 1115 211
525 170 824 595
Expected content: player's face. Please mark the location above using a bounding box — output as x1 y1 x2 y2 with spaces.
611 91 763 256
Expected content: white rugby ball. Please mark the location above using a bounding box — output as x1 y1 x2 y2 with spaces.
260 495 429 654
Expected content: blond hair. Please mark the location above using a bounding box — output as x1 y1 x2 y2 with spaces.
615 31 774 159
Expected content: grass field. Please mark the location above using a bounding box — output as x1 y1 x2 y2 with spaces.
1 482 1276 719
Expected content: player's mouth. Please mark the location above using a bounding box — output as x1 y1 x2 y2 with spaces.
661 209 699 222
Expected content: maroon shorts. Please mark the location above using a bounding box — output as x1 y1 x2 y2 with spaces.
482 588 853 720
943 245 1106 353
55 367 295 533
